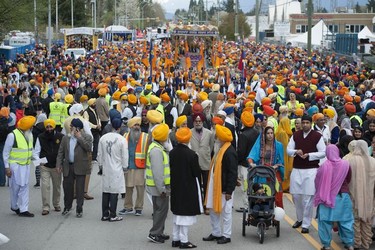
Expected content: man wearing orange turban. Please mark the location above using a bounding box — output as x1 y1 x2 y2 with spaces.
203 125 237 244
4 116 36 217
344 103 362 128
169 126 201 248
146 123 171 243
33 118 64 215
236 111 260 212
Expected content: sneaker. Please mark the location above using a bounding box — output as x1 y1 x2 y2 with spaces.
109 216 123 222
34 183 40 189
62 208 71 216
101 216 109 221
135 210 142 216
160 234 170 240
76 212 83 218
119 208 134 215
147 234 165 244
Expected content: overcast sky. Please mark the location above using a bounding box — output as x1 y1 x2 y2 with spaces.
156 0 369 14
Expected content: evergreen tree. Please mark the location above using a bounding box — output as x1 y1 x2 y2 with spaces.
367 0 375 12
355 2 362 13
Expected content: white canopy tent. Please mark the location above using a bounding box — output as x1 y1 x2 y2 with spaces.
287 20 332 47
358 26 375 40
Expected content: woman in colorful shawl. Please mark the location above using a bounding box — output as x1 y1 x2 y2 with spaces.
247 126 284 208
275 117 293 192
314 144 354 250
343 140 375 250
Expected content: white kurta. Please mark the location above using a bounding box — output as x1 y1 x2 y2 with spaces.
97 132 128 194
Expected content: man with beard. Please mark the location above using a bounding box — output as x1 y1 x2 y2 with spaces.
203 125 238 244
32 119 64 215
119 117 149 216
209 84 220 114
236 111 259 212
83 98 101 164
190 113 214 215
201 100 213 130
4 116 36 217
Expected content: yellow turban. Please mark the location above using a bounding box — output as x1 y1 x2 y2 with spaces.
309 85 317 91
160 92 171 102
54 93 61 100
241 111 255 127
175 127 192 143
112 91 122 101
128 117 141 128
17 116 36 131
64 94 74 104
367 108 375 117
88 98 96 106
80 95 88 103
152 124 169 142
198 91 208 101
145 84 152 90
44 119 56 129
147 110 163 124
127 94 137 105
176 115 187 128
215 125 233 142
98 88 107 96
159 81 166 87
323 109 335 119
150 95 161 105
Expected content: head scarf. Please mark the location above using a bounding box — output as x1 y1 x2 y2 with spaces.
147 110 163 124
337 135 354 158
44 119 56 129
314 145 350 208
71 118 83 129
241 111 255 127
215 125 233 142
128 117 141 128
69 104 84 116
175 127 192 143
340 117 352 136
176 115 187 128
152 123 169 142
344 140 375 222
17 116 36 131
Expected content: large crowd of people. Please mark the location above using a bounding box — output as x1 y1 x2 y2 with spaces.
0 40 375 249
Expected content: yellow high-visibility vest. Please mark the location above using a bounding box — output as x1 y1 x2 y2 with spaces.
9 129 33 165
145 141 170 186
49 101 64 125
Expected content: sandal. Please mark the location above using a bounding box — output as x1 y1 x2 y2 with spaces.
109 216 123 222
179 242 197 249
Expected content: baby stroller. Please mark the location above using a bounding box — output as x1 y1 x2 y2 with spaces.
242 165 280 244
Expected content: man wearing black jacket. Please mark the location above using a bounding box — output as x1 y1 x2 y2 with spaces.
236 111 259 212
32 119 64 215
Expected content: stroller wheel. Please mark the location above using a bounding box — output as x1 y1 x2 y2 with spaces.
275 220 280 237
258 223 265 244
242 210 247 236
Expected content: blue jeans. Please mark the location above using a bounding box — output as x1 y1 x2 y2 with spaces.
0 142 5 186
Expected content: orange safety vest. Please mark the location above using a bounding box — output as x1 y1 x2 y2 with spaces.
125 132 149 169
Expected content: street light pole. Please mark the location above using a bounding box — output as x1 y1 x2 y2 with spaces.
255 0 260 43
307 0 313 56
71 0 74 28
56 0 59 38
234 0 239 40
34 0 38 44
48 0 52 56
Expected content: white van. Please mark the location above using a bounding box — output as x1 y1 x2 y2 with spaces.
64 48 87 60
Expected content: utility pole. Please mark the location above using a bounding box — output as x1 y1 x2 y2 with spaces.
34 0 38 44
71 0 74 28
307 0 313 56
56 0 59 38
234 0 239 40
255 0 260 44
48 0 52 56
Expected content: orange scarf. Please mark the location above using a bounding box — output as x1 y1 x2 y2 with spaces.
204 142 231 214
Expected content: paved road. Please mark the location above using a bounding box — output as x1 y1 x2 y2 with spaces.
0 168 354 250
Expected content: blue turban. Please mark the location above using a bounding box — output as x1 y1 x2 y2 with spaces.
223 106 234 115
47 88 54 96
112 118 122 130
71 118 83 129
307 105 319 117
254 113 264 122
